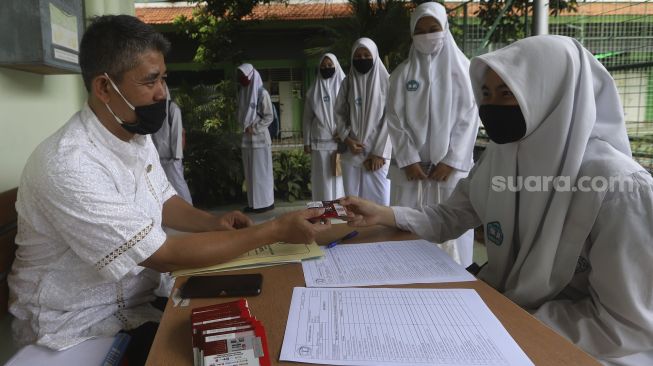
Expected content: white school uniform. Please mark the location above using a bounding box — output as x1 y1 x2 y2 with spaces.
152 91 193 205
334 38 392 205
237 63 274 209
392 35 653 365
303 53 345 200
386 2 478 266
8 104 173 350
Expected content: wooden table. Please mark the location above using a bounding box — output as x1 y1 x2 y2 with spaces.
146 225 599 366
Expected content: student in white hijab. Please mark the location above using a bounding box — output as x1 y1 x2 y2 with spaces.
303 53 346 201
340 35 653 365
335 38 392 205
386 2 478 266
237 63 275 213
152 85 193 205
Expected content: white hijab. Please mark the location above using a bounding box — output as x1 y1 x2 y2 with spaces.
237 63 264 129
468 35 633 308
389 2 475 164
307 53 345 133
345 38 389 143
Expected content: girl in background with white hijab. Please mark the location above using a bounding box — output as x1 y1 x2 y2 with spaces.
303 53 346 200
341 35 653 365
387 2 478 266
237 63 275 213
335 38 392 205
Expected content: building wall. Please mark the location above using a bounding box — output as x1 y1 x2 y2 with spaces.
0 0 135 192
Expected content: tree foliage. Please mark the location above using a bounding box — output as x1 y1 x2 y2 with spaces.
476 0 578 44
174 0 286 64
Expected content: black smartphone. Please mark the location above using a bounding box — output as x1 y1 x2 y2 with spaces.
180 274 263 298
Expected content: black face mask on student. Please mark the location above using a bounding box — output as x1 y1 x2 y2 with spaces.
352 59 373 74
320 67 336 79
478 105 527 144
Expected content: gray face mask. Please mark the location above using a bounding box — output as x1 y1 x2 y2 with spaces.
104 73 167 135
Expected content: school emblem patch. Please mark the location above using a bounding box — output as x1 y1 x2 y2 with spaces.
486 221 503 246
249 102 256 109
323 95 330 102
355 97 362 106
406 80 420 91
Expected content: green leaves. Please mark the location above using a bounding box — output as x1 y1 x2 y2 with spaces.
272 150 311 202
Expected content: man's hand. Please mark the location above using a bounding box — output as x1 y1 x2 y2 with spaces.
339 196 396 228
429 162 454 182
345 137 365 155
404 163 428 181
215 211 253 231
245 126 254 135
364 155 385 172
273 208 332 244
304 145 312 154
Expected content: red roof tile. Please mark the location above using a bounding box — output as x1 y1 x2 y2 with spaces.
136 2 653 25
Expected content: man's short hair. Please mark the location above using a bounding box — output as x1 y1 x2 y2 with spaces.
79 15 171 91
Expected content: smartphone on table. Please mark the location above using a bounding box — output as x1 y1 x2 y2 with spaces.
180 273 263 298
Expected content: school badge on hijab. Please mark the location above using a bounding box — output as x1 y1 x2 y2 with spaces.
323 95 330 102
406 80 420 91
486 221 503 246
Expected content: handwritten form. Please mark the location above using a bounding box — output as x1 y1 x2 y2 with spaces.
302 240 476 287
280 288 533 366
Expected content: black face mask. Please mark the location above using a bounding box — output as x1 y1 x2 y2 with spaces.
352 59 373 74
105 74 167 135
478 105 527 144
320 67 336 79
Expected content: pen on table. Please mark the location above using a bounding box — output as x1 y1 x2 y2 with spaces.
326 230 358 249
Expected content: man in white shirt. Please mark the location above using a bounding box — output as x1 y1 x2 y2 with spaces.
8 15 329 365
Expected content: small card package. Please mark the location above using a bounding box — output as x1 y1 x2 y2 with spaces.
191 299 271 366
306 200 347 220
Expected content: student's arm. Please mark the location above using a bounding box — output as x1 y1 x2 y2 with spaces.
141 208 330 273
334 79 351 140
169 103 184 160
534 172 653 362
369 80 392 160
392 175 481 242
440 78 480 171
302 97 314 149
341 171 481 242
252 90 274 134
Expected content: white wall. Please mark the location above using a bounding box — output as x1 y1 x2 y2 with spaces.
0 0 135 192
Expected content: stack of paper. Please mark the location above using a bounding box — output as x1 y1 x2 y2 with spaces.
280 287 534 366
302 239 476 287
172 242 323 277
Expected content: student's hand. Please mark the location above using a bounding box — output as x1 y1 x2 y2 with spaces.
345 137 365 155
304 145 312 154
245 126 254 135
215 211 253 230
339 196 396 228
364 155 385 171
273 208 332 244
429 162 454 182
404 163 428 181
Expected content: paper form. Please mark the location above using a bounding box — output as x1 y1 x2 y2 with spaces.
302 240 476 287
172 242 323 277
280 287 533 366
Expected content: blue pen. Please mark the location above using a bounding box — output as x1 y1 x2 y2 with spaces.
326 230 358 249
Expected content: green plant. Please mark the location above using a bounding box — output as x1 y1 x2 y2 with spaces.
174 81 245 208
273 149 312 202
